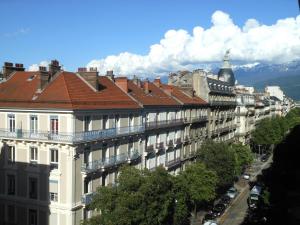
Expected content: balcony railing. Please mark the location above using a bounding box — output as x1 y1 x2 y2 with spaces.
81 151 141 173
0 125 144 144
210 100 237 106
166 158 181 169
145 119 184 130
81 192 95 205
185 116 208 123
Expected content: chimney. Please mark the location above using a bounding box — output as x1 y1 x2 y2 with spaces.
49 60 61 77
77 67 99 90
106 70 114 81
153 76 161 87
2 62 25 79
164 85 173 95
143 79 150 94
132 75 141 87
37 66 50 91
115 77 128 93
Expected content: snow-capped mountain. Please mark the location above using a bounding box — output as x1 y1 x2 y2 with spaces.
232 61 300 85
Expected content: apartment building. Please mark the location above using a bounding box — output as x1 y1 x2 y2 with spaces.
0 61 209 225
234 85 256 144
168 52 237 143
0 61 146 225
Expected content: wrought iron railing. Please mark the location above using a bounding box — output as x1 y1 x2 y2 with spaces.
145 119 184 130
0 125 144 144
81 151 141 173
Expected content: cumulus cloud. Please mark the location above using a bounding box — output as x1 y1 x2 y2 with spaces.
87 10 300 77
28 61 49 71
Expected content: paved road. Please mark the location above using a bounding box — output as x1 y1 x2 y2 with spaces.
218 156 273 225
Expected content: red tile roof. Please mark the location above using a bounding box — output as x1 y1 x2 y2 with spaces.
0 71 141 110
127 80 180 106
160 84 207 105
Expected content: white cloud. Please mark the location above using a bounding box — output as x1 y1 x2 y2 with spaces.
87 10 300 77
28 61 49 71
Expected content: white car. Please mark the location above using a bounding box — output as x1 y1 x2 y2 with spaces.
203 220 219 225
243 173 250 180
226 187 238 199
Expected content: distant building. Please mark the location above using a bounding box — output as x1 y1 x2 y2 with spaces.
265 86 284 101
169 51 237 142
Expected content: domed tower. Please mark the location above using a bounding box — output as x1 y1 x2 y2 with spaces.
218 50 236 86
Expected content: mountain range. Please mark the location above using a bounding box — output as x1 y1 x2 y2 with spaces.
160 61 300 100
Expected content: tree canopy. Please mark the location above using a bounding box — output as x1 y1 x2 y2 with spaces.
197 140 236 190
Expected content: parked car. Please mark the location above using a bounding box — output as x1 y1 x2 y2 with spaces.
202 212 216 224
220 194 231 207
226 187 238 199
212 203 226 217
203 220 219 225
242 173 250 180
261 154 268 162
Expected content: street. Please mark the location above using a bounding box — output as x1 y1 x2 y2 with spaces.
218 155 273 225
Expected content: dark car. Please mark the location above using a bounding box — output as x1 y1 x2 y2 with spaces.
220 195 231 207
212 203 226 217
202 212 216 224
261 154 268 162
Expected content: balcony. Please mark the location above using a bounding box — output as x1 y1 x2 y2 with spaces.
0 125 145 144
145 119 184 131
166 158 181 170
81 151 141 174
185 116 208 124
81 192 95 205
210 100 237 107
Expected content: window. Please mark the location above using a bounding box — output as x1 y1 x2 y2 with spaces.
28 209 37 225
30 147 38 164
84 116 91 132
8 114 15 132
129 114 134 127
7 205 15 223
30 115 38 134
49 180 58 202
102 115 108 129
50 149 58 170
29 177 38 199
7 175 15 195
50 116 58 134
7 146 15 164
115 115 120 128
83 147 91 164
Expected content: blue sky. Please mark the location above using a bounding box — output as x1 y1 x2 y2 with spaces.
0 0 299 73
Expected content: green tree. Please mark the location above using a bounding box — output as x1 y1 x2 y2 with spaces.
177 162 217 217
83 166 176 225
230 143 254 175
139 167 174 225
197 140 236 190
